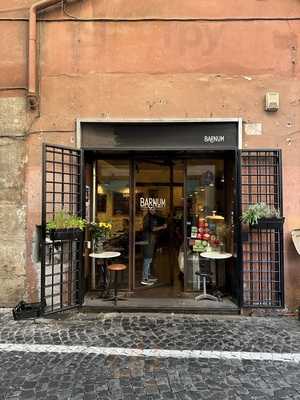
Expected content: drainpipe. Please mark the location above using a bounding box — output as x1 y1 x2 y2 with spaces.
28 0 63 110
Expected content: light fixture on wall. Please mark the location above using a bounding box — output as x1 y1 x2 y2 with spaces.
97 184 104 194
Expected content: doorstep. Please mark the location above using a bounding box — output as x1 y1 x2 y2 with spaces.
82 293 240 315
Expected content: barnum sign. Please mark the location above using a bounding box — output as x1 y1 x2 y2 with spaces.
140 197 166 209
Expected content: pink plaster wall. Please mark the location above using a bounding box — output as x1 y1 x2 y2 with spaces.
0 0 299 308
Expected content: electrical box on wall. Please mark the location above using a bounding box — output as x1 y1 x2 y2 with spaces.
265 92 280 112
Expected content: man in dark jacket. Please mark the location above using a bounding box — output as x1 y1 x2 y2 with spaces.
141 208 167 285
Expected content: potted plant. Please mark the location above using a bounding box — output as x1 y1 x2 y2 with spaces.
241 202 284 229
88 221 112 252
46 210 86 241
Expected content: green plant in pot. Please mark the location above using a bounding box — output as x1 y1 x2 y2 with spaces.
88 221 112 252
241 202 282 227
46 210 86 240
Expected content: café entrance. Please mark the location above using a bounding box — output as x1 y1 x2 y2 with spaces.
85 150 239 308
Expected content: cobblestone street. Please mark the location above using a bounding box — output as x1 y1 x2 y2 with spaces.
0 311 299 399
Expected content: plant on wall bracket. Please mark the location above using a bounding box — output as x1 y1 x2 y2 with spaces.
241 202 284 228
46 210 86 241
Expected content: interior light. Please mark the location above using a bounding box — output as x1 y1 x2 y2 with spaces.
97 184 104 194
122 187 130 197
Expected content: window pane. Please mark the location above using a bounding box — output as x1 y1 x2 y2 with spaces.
185 159 225 291
96 159 130 289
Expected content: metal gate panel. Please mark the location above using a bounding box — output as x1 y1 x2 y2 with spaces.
240 150 284 307
41 144 83 314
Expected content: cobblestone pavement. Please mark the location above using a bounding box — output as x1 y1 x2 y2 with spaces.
0 311 299 399
0 312 299 353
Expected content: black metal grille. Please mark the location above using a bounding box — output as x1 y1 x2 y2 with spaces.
240 150 284 307
41 144 83 314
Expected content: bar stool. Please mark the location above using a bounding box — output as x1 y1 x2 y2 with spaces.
105 264 128 305
195 270 219 302
195 257 219 302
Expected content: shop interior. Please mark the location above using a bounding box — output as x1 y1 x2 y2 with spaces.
84 151 239 310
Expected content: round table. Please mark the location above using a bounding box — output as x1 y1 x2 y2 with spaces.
89 251 121 296
198 251 232 301
200 251 232 260
89 251 121 260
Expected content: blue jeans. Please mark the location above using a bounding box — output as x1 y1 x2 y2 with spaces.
142 257 152 281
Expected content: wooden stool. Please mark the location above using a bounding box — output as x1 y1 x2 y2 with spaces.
105 264 127 305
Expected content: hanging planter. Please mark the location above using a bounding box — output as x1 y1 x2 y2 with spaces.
46 211 86 241
251 217 285 229
49 228 83 241
241 202 284 230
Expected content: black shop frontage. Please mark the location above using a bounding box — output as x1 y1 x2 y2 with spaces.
40 119 284 314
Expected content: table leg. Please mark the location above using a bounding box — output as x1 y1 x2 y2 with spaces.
212 260 223 302
91 258 96 290
215 260 218 287
95 260 104 298
96 260 108 298
114 271 118 306
102 260 110 298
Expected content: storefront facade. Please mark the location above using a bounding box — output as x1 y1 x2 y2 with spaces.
0 1 299 312
40 119 284 313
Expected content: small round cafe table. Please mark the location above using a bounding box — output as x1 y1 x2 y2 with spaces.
200 251 232 295
89 251 121 297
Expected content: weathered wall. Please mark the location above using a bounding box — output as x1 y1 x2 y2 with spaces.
0 0 300 308
0 97 27 306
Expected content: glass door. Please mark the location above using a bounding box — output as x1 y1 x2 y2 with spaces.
133 158 184 294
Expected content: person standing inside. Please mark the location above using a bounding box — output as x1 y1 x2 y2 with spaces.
141 208 167 286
